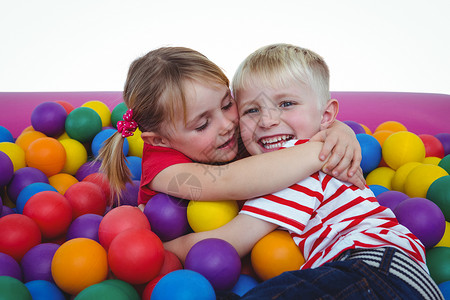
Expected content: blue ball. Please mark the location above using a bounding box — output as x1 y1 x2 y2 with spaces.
439 280 450 298
369 184 390 197
16 182 58 213
25 280 65 300
152 270 215 300
125 156 142 180
357 133 382 175
91 128 129 157
231 274 259 296
0 125 14 142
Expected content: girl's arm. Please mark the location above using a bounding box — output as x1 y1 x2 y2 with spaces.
164 214 277 263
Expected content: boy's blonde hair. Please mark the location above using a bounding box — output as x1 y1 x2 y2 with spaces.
232 43 330 109
99 47 229 199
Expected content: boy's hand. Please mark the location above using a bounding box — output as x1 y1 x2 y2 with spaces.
329 165 366 189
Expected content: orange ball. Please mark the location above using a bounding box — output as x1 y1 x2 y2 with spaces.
48 173 79 194
360 123 372 135
375 121 407 133
51 238 108 295
251 230 304 281
15 130 47 152
372 130 394 147
25 137 66 176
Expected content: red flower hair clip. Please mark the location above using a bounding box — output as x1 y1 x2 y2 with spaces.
117 109 138 138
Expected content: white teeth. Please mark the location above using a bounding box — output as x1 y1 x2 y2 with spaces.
260 135 292 145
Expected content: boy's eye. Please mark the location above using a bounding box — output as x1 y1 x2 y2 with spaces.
195 120 209 131
280 101 295 108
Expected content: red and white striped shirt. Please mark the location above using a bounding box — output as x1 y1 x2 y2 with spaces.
240 139 427 271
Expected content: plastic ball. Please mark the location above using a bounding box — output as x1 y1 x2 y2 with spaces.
343 120 366 134
185 238 241 290
59 138 88 175
25 280 65 300
419 134 445 158
81 100 111 128
360 123 372 135
438 154 450 174
423 156 441 165
372 130 394 147
231 274 259 297
143 193 189 241
0 125 14 142
65 107 102 143
75 160 101 181
0 150 14 186
403 164 448 198
25 137 66 176
48 173 79 194
187 200 238 232
356 133 382 175
435 133 450 156
438 281 450 299
427 176 450 221
64 181 107 219
115 180 139 206
21 243 59 283
382 131 426 170
31 102 67 137
91 128 128 157
55 100 74 114
0 142 26 171
426 247 450 285
376 190 409 212
0 252 22 280
375 121 407 133
98 205 151 250
66 213 103 242
125 155 142 180
15 130 47 152
111 102 128 129
51 238 108 295
0 276 32 300
23 191 72 239
74 280 139 300
126 128 144 158
158 250 183 276
0 214 41 261
394 197 445 249
82 173 112 205
16 182 58 213
365 167 396 190
108 228 165 284
436 222 450 248
151 269 215 300
251 230 305 281
391 162 422 193
142 275 164 300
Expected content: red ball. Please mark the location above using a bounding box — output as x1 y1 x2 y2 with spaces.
64 181 107 220
82 173 112 205
142 275 164 299
108 228 165 284
419 134 445 158
0 214 41 261
23 191 73 240
158 250 183 276
98 205 150 250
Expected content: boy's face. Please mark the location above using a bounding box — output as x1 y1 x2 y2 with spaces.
237 81 324 155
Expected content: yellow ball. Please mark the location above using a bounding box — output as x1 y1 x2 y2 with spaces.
0 142 26 171
404 164 448 198
360 123 372 135
126 128 144 158
375 121 407 133
82 100 111 128
57 131 70 140
423 157 441 166
391 162 422 192
366 167 396 190
187 200 238 232
48 173 79 194
51 238 108 295
382 131 426 170
59 138 88 175
251 230 305 281
436 222 450 248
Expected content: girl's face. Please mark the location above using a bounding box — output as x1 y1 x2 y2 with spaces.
166 80 239 163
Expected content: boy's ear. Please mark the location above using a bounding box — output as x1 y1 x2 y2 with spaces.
140 131 171 147
320 99 339 130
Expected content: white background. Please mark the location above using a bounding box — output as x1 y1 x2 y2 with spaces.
1 0 449 94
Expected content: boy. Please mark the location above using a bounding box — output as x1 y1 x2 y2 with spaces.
164 44 442 299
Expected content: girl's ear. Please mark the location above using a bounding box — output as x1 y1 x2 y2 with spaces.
320 99 339 130
141 131 171 147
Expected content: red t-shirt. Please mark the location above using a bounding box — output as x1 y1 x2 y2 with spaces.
138 143 192 205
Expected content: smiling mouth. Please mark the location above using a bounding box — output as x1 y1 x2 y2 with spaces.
218 134 236 149
259 135 294 150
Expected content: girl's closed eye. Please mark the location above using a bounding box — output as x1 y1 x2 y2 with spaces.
222 101 234 111
195 120 209 131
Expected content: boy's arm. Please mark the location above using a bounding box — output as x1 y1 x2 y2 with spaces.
164 214 278 263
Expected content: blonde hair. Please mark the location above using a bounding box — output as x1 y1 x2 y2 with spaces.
232 43 330 108
99 47 229 199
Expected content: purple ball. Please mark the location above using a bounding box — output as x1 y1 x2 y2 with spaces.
394 197 445 249
0 151 14 187
143 193 189 241
185 238 241 290
376 191 409 212
0 195 2 216
21 243 59 283
343 120 366 135
0 252 22 281
436 133 450 156
116 180 140 206
7 167 48 203
31 102 67 137
0 205 15 217
66 213 103 242
75 160 101 181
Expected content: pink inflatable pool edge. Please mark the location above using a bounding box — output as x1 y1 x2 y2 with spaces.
0 91 449 138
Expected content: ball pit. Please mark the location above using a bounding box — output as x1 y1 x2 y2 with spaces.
30 102 67 137
1 91 450 297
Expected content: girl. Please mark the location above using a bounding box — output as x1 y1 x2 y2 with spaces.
99 47 364 207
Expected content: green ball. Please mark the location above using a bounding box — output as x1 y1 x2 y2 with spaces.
438 155 450 174
65 107 102 143
0 276 32 300
74 281 131 300
427 175 450 221
426 247 450 285
111 102 128 129
102 279 140 300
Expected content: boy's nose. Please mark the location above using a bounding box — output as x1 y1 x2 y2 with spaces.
259 109 280 128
